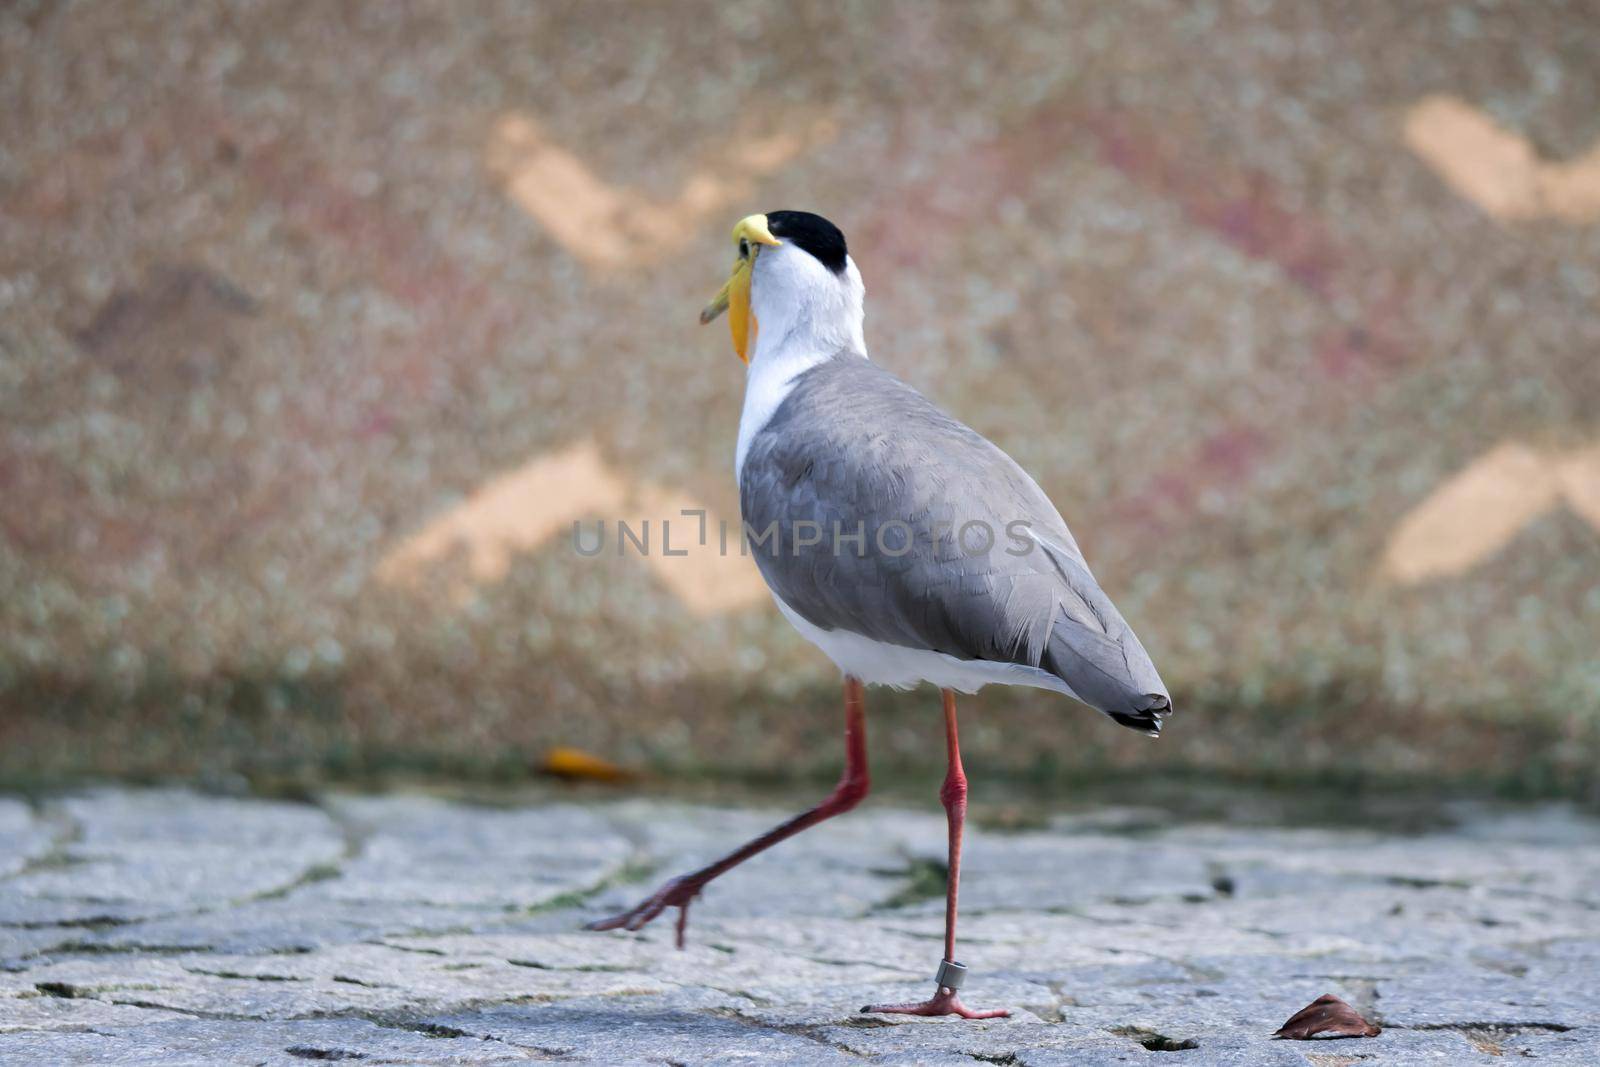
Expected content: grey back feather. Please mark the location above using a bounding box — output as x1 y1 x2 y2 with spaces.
739 353 1170 728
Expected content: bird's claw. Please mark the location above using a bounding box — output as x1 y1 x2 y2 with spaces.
861 986 1010 1020
585 875 704 948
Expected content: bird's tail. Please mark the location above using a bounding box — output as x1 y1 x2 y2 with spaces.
1105 692 1171 738
1028 535 1172 739
1040 614 1172 737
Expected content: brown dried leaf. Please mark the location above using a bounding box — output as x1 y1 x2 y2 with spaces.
1274 994 1381 1040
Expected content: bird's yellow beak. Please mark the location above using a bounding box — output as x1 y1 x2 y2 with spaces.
700 214 780 364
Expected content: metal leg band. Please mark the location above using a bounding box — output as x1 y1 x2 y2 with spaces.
934 958 966 990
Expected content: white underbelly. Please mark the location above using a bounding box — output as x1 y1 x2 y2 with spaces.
771 594 1077 698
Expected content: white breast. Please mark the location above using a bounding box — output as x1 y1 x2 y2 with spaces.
735 349 810 481
735 246 868 481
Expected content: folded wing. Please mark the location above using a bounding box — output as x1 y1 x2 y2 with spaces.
740 355 1170 732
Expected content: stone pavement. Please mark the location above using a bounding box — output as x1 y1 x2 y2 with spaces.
1 789 1597 1065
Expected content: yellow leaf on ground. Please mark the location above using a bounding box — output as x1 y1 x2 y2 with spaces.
539 746 636 782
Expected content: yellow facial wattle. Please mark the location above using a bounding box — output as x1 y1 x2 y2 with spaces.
700 214 780 364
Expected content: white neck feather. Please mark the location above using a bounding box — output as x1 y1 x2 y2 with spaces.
734 246 867 481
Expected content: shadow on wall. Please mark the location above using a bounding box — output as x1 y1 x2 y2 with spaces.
2 652 1594 798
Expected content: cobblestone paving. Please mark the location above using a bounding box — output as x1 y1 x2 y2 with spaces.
1 789 1597 1064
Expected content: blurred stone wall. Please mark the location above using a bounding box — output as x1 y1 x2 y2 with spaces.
1 1 1597 787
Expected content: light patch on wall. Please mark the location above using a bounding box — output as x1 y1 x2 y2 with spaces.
1382 441 1600 586
485 112 836 270
375 439 768 616
1404 95 1600 223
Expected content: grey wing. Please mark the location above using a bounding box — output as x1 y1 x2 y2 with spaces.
740 357 1170 729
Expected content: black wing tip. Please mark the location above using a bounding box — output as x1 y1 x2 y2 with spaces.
1107 695 1171 738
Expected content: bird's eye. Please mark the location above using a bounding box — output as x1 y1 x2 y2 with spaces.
739 237 750 258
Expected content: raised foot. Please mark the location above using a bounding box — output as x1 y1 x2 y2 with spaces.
861 986 1010 1020
584 874 704 948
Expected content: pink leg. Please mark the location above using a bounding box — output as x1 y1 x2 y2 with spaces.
862 689 1009 1020
587 677 870 948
